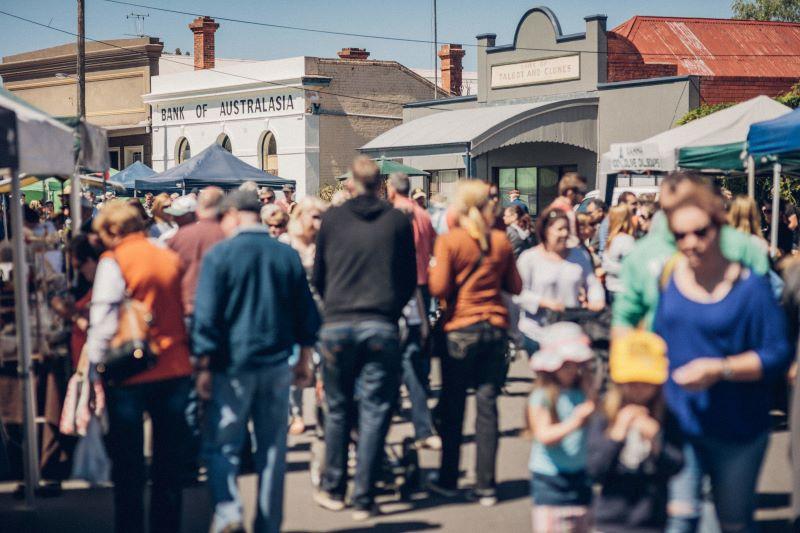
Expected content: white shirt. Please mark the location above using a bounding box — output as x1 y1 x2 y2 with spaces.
514 246 604 342
85 258 125 365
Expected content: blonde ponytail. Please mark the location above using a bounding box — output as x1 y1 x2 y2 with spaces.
454 180 491 251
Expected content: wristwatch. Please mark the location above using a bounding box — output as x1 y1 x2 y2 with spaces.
720 358 733 381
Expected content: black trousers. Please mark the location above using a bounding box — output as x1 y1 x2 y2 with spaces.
437 321 507 492
105 377 191 533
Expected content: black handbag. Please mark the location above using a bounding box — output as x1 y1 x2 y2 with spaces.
96 296 158 386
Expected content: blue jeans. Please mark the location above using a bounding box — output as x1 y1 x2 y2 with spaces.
203 364 292 533
319 320 401 510
105 377 191 533
666 432 769 533
402 325 434 440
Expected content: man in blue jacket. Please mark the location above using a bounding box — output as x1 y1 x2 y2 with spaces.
193 189 320 533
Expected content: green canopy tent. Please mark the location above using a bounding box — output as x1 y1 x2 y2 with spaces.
336 157 430 181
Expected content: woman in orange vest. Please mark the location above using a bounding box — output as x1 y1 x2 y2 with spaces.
85 200 192 533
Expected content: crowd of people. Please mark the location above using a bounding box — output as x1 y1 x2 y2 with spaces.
8 156 800 533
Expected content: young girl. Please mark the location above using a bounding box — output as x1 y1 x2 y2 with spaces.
528 322 596 532
587 331 683 533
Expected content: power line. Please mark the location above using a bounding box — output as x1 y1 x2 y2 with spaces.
0 9 456 112
104 0 800 59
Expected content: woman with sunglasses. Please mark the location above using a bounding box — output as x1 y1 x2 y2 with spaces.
653 186 791 532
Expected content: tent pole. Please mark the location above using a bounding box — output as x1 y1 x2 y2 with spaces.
770 163 781 258
8 168 39 508
70 172 81 236
747 156 755 198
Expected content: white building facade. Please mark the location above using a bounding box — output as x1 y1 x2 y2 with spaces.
145 57 323 197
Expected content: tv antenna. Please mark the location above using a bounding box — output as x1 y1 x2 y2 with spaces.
125 12 149 37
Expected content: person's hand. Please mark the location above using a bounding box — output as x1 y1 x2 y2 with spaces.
608 404 647 441
195 370 212 401
75 316 89 332
293 346 314 388
571 400 596 426
631 414 661 442
788 362 797 384
293 360 313 388
540 298 565 312
672 358 724 391
92 381 106 417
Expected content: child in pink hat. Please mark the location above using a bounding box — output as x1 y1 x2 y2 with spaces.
526 322 597 533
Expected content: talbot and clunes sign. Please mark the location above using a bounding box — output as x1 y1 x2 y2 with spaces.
491 55 580 89
153 91 302 126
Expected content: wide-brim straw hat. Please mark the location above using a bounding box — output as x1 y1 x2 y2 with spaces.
530 322 594 373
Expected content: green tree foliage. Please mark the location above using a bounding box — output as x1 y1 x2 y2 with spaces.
731 0 800 21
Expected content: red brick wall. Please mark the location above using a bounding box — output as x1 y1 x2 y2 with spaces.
606 33 677 82
698 76 798 105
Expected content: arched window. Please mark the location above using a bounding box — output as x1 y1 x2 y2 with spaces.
176 137 191 164
258 131 278 174
217 133 232 153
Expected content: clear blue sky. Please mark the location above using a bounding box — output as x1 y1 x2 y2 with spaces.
1 0 735 71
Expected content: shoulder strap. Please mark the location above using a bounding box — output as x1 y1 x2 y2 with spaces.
659 253 682 292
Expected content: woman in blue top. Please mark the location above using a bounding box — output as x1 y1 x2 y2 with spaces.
652 185 791 533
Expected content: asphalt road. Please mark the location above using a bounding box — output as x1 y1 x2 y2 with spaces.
1 355 795 532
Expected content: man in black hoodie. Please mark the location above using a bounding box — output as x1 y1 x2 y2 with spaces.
312 156 416 520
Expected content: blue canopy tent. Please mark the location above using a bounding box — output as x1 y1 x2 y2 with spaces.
747 107 800 256
136 144 294 192
113 160 155 191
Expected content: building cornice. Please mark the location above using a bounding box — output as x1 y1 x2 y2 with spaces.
0 43 162 82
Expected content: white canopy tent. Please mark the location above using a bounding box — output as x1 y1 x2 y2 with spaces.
0 90 76 509
598 95 792 199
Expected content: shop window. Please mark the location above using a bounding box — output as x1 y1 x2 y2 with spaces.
176 137 191 164
124 146 144 169
217 133 232 153
429 169 463 202
258 131 278 174
108 148 120 170
495 165 578 216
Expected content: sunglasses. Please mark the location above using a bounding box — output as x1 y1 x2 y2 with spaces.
268 223 286 229
673 224 713 242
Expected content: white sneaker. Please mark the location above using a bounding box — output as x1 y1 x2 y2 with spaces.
313 490 346 511
351 505 379 521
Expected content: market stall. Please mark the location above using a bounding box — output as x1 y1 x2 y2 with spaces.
598 96 791 201
136 143 294 192
748 107 800 255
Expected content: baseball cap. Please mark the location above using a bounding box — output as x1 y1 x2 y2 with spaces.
222 189 262 214
529 322 594 373
282 183 296 193
164 195 198 217
609 331 668 385
412 188 426 200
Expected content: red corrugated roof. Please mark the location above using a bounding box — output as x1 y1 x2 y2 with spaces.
609 16 800 77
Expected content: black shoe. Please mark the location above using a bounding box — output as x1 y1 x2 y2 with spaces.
427 479 459 498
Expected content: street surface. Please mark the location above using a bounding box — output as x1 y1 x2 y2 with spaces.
0 356 794 532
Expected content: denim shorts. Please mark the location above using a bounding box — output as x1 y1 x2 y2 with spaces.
531 471 592 506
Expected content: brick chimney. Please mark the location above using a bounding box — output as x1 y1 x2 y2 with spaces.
337 48 370 60
438 44 466 96
189 16 219 70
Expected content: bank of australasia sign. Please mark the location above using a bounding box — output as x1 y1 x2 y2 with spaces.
152 91 303 126
491 55 580 89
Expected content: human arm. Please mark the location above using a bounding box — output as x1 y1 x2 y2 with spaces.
586 413 623 482
311 220 327 299
527 394 595 447
673 275 792 390
396 216 418 308
611 250 647 332
501 236 522 295
514 250 561 314
191 251 226 367
579 249 606 311
428 235 453 299
85 258 125 367
290 249 321 349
